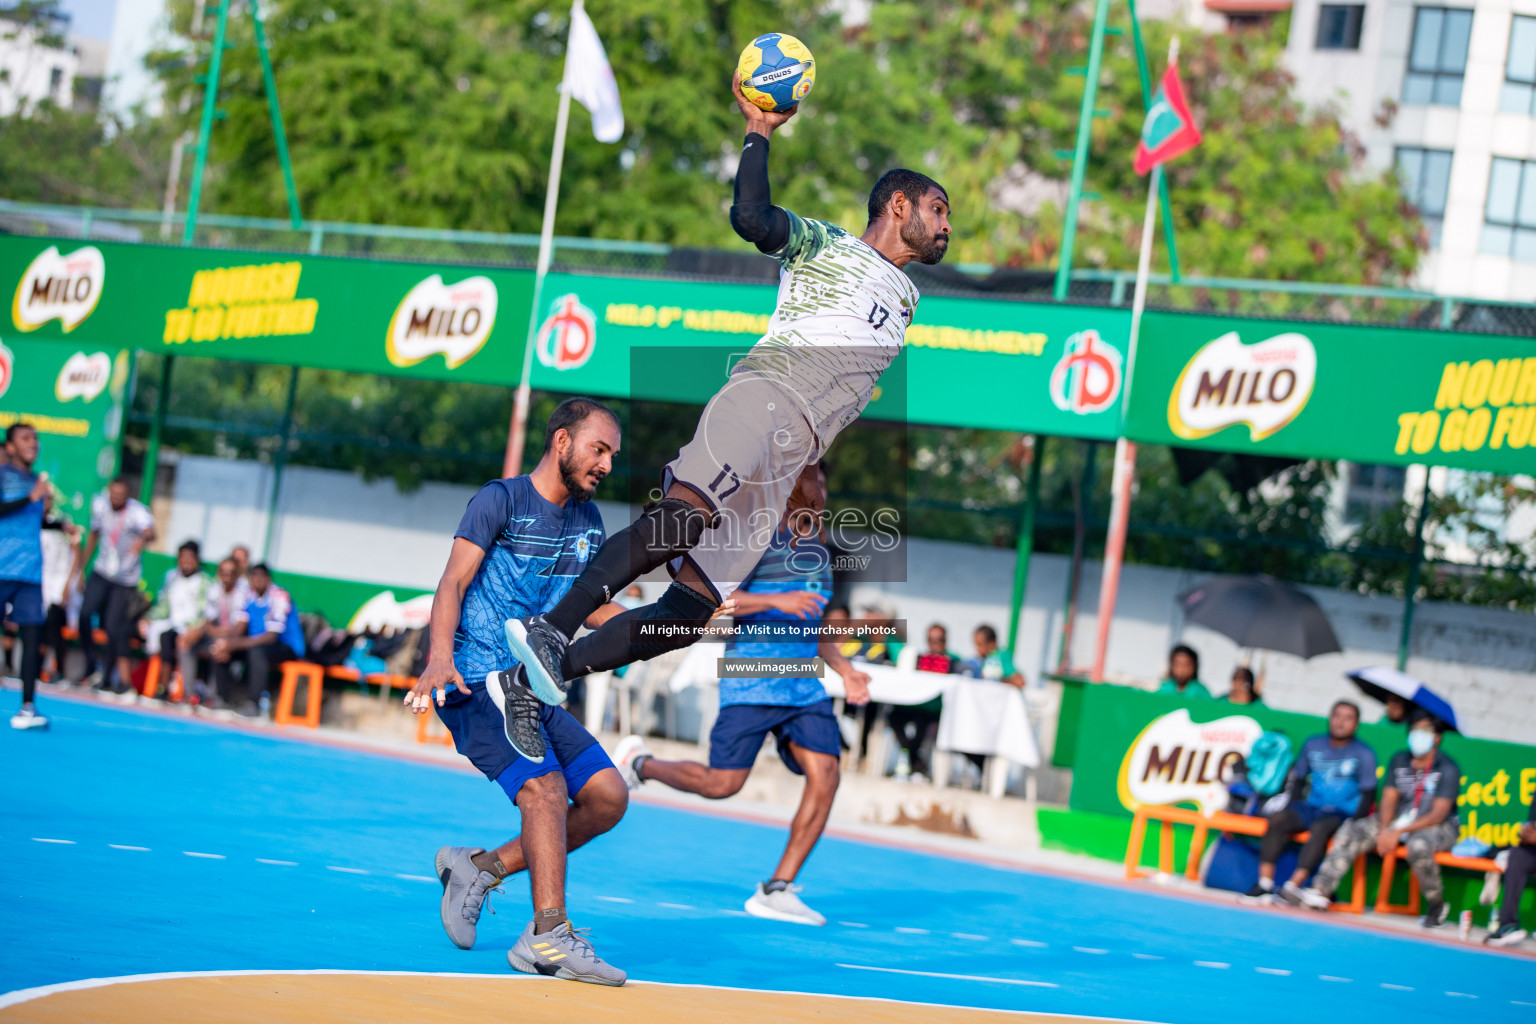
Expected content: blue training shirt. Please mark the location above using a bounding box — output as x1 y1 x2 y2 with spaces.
1291 734 1378 816
452 476 605 683
0 464 43 584
721 526 834 707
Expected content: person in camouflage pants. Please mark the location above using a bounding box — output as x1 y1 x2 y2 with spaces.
1289 713 1460 926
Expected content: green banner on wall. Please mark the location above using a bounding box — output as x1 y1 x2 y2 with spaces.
527 271 1132 436
1127 311 1536 474
1059 681 1535 846
0 334 128 520
1 235 534 387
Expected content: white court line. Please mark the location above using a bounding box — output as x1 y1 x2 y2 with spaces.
1446 992 1478 999
31 838 75 844
1074 947 1109 955
1011 938 1048 948
895 927 929 935
839 922 869 928
1194 961 1229 969
1512 1000 1536 1007
718 909 750 917
183 851 225 859
395 874 436 883
952 933 989 941
108 845 150 851
1256 967 1291 976
1381 984 1413 991
657 902 694 910
595 896 633 904
327 866 368 875
1320 976 1353 983
838 964 1058 989
1132 954 1164 961
256 859 297 866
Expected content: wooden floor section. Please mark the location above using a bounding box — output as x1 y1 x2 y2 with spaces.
0 973 1141 1024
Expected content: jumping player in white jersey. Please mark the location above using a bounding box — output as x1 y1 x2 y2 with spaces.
504 72 952 707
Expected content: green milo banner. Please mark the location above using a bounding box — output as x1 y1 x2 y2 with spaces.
0 334 128 519
527 271 1132 436
1 235 534 387
1058 681 1536 846
1128 311 1536 475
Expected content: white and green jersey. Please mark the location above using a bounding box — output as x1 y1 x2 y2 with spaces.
735 210 919 445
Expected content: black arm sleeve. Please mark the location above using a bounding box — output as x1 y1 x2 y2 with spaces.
0 497 33 517
728 132 790 254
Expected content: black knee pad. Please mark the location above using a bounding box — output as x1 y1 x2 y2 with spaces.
636 497 715 562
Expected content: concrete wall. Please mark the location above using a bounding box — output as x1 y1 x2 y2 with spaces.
161 455 1536 743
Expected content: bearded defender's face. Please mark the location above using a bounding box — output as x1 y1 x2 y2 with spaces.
558 416 620 503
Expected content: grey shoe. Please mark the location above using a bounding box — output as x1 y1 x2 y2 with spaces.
507 919 626 986
504 615 569 705
485 667 544 763
744 882 826 925
435 845 501 950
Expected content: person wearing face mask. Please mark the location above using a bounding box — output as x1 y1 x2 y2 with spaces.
1287 711 1460 927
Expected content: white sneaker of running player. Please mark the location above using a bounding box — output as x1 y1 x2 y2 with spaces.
10 704 49 730
612 734 651 791
745 882 826 926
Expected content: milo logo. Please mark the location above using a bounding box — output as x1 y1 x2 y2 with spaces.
386 274 498 369
1168 331 1316 442
12 245 105 333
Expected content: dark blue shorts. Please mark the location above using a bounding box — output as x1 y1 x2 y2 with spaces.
435 683 614 803
709 699 842 775
0 579 44 626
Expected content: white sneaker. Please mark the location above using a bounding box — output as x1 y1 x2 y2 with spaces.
10 704 49 730
744 882 826 926
1290 883 1331 911
612 735 651 791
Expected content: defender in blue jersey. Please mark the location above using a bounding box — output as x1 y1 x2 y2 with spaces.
1 423 52 730
613 462 872 926
403 399 629 986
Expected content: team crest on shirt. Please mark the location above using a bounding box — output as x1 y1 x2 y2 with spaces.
575 536 591 562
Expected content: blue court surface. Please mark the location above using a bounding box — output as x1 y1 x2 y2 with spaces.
3 694 1533 1023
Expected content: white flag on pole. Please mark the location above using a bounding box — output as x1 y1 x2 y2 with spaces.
566 3 624 143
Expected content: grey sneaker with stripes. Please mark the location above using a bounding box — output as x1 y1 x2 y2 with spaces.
507 919 626 986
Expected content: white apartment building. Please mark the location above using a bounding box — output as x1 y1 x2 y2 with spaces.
0 16 79 116
1286 0 1536 301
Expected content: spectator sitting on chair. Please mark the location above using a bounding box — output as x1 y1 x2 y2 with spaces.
139 540 212 699
1225 667 1263 706
963 624 1025 688
177 557 252 705
71 477 156 693
1156 644 1211 698
207 563 303 716
1287 711 1458 926
888 623 960 779
1486 791 1536 947
1241 700 1377 905
1383 695 1410 724
229 544 251 579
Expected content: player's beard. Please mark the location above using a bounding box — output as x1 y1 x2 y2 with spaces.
559 451 598 503
901 207 948 265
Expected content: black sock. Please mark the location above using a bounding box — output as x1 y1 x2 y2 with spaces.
764 879 791 894
19 624 40 706
631 753 651 781
533 906 567 935
470 849 510 879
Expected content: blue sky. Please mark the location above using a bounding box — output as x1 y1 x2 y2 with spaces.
58 0 117 41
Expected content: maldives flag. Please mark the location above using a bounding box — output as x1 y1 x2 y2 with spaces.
1133 60 1202 175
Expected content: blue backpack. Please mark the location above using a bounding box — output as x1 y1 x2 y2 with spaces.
1244 731 1294 798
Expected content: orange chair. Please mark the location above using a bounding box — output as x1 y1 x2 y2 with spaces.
1374 848 1502 916
274 661 324 728
1125 804 1368 912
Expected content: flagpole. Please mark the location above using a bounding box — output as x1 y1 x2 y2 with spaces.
1088 36 1177 684
503 0 580 479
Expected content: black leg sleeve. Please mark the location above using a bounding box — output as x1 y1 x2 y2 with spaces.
19 623 41 704
561 583 718 677
544 498 715 639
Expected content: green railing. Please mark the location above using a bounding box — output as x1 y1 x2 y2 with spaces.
3 198 1533 333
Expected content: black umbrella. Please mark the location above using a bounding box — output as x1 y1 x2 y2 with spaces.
1176 575 1342 659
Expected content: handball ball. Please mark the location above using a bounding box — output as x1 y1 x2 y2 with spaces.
737 33 816 113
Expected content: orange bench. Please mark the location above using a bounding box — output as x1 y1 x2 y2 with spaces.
270 662 453 746
1125 804 1369 912
1375 849 1503 916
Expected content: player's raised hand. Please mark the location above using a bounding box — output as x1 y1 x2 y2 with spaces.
407 657 468 714
733 72 798 133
